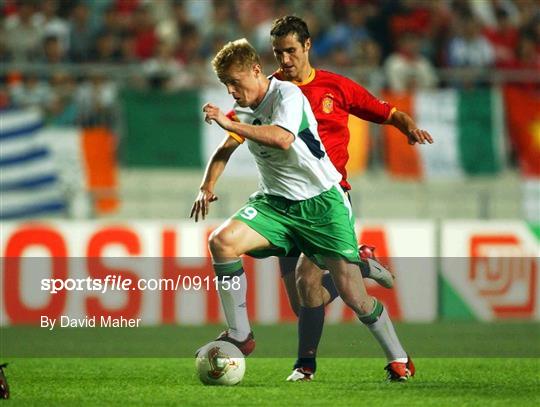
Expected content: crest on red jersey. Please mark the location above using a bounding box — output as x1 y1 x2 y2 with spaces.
322 95 334 114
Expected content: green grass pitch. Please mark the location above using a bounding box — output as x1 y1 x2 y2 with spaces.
2 322 539 406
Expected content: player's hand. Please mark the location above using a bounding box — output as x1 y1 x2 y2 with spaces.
406 128 434 145
203 103 231 130
190 188 218 222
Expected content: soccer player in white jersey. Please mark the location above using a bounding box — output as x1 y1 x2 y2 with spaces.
191 38 412 381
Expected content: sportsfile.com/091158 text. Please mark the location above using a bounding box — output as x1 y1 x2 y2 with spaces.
40 275 242 294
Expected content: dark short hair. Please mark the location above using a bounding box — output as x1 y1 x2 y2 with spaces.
270 15 311 45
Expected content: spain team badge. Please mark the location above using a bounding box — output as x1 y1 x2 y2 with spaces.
322 95 333 114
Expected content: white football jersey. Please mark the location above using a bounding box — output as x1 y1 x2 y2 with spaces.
230 77 341 200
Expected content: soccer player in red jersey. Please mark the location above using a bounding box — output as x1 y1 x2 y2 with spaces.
270 16 433 382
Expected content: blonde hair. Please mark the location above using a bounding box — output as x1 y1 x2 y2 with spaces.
211 38 261 80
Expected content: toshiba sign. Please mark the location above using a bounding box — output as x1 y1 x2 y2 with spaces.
0 221 437 325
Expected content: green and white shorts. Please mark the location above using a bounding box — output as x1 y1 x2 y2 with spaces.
231 186 360 268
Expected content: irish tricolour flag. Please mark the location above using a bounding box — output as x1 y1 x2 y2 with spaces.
382 89 505 179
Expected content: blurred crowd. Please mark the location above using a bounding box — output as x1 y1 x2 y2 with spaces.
1 0 539 125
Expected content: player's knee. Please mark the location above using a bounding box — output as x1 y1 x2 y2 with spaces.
208 229 236 257
296 273 322 306
341 294 373 315
296 273 311 294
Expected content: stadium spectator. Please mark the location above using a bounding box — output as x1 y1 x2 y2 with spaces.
90 32 122 63
201 0 240 52
296 9 327 64
447 11 495 87
10 73 51 108
115 0 141 17
484 8 520 68
47 71 78 126
384 31 438 93
69 2 96 62
0 32 12 64
320 2 373 60
131 4 158 60
448 12 495 68
95 4 125 39
468 0 520 28
38 0 70 53
76 71 117 127
175 23 204 65
151 0 184 46
234 0 274 50
423 0 454 67
355 38 385 92
1 0 538 128
143 41 193 90
184 0 214 28
4 0 42 63
328 45 354 68
387 0 432 47
119 35 138 65
40 35 68 64
526 16 540 50
504 34 540 91
515 0 540 29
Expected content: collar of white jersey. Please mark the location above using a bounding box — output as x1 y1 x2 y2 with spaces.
251 76 276 113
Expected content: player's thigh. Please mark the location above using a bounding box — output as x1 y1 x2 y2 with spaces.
210 218 272 255
231 194 296 258
296 254 325 307
292 186 359 267
296 255 324 290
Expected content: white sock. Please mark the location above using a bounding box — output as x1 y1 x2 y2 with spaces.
214 260 250 341
359 300 407 362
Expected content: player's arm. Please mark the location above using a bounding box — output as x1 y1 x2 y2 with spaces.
343 76 433 145
190 135 240 222
226 120 293 150
203 103 293 150
384 110 434 145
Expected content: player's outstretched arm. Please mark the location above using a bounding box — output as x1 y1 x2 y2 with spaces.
385 110 434 145
226 120 293 150
203 103 293 150
190 135 240 222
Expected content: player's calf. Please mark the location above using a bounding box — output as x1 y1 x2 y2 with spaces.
324 258 375 315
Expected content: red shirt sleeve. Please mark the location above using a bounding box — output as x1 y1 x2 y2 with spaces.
340 76 394 124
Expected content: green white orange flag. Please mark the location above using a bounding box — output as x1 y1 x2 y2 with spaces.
382 89 505 179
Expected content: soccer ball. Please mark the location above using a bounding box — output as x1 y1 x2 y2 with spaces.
195 341 245 385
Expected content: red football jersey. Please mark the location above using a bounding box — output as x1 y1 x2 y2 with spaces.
274 69 394 190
